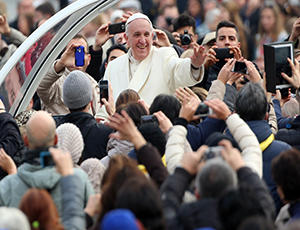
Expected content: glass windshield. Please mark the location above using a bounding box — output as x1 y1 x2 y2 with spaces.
0 0 116 115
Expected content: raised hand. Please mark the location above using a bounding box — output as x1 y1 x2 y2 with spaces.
93 23 114 51
281 58 300 89
190 45 206 69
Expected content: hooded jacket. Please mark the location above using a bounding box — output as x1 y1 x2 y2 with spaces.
0 161 94 216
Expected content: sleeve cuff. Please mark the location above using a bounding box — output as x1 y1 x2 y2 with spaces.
174 117 188 129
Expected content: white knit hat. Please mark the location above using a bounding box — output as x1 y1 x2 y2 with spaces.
56 123 84 166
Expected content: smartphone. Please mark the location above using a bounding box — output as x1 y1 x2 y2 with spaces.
99 80 109 105
232 61 248 75
194 103 213 117
140 115 159 126
109 22 126 35
214 48 234 60
202 146 224 161
40 151 55 167
75 46 85 67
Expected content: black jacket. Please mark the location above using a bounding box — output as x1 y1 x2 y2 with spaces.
0 112 24 179
57 112 112 161
160 167 275 230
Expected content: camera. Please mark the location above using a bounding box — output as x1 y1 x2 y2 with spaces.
180 30 191 46
202 146 224 161
194 103 213 117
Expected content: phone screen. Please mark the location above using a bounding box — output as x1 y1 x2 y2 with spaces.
275 47 292 85
99 80 109 105
75 46 85 67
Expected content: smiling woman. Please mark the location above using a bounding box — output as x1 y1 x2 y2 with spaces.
0 0 118 116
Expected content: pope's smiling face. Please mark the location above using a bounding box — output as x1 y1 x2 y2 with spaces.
125 18 153 61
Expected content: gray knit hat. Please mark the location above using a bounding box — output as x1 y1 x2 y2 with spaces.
56 123 84 166
63 70 92 109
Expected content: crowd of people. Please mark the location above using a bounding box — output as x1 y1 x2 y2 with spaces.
1 0 300 229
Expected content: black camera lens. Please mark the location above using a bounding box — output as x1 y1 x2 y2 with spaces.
180 30 191 45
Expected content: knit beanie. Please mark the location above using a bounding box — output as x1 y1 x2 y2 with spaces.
56 123 84 166
80 158 106 193
63 70 92 109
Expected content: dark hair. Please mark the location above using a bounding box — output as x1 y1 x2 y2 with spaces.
149 94 180 124
216 20 240 40
235 82 268 121
115 89 140 109
115 177 166 230
271 148 300 201
173 14 196 34
138 123 166 156
218 185 266 230
36 2 55 17
237 216 276 230
106 44 128 61
116 102 148 126
19 188 64 230
98 155 146 224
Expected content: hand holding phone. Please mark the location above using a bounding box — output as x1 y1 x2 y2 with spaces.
99 80 109 105
75 45 85 67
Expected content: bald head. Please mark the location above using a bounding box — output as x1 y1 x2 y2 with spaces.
25 111 57 149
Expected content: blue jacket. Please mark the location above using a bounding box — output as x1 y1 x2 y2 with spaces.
187 117 226 151
227 120 291 213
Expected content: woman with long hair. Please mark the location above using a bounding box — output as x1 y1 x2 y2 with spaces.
254 3 288 70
